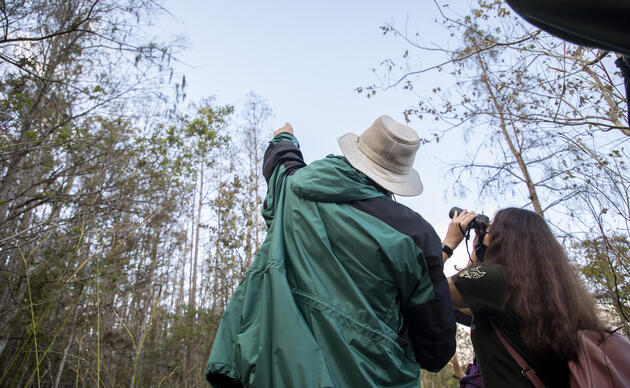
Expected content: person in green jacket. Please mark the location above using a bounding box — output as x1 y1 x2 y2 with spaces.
206 115 456 388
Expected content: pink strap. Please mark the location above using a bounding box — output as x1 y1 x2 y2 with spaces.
489 319 545 388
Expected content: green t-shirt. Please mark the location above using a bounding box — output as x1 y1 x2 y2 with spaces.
453 265 569 387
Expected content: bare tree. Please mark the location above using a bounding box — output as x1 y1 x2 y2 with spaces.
361 0 629 328
238 92 272 272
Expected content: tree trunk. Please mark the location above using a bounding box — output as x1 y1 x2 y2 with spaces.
54 332 74 388
476 52 545 216
189 160 204 311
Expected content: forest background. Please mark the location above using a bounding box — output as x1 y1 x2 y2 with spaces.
0 0 628 387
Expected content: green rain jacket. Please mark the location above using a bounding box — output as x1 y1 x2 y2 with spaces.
206 134 455 388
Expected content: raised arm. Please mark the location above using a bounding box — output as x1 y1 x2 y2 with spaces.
441 210 478 309
262 123 306 183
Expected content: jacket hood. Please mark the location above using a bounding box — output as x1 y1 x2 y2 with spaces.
290 155 389 203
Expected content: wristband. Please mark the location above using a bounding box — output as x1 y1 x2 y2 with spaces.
441 243 454 258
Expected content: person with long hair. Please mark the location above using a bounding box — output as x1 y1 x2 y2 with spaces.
442 207 606 387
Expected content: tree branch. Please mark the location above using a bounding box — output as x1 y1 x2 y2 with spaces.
0 0 98 44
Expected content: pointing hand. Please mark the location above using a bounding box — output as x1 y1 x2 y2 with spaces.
274 122 294 137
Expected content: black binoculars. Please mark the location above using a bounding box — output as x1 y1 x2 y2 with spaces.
448 207 490 231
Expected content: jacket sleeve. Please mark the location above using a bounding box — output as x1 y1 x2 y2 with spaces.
262 133 306 184
348 199 457 371
261 133 306 226
401 235 456 372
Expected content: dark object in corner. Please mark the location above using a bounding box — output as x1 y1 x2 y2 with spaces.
507 0 630 127
506 0 630 56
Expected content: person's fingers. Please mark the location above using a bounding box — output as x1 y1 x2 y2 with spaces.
456 210 474 219
445 210 469 247
273 122 294 136
462 212 477 223
451 211 464 232
457 211 477 229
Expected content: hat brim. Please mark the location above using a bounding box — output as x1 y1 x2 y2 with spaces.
337 133 423 197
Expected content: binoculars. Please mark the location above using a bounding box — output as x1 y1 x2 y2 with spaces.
448 207 490 231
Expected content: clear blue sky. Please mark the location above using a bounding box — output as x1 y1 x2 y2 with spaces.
160 0 478 272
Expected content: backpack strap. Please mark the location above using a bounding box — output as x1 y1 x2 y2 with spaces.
489 318 545 388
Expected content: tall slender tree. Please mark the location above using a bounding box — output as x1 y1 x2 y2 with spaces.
238 92 272 272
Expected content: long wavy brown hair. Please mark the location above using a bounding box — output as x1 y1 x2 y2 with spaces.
484 207 605 360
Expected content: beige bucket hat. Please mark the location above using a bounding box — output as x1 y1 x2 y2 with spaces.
337 115 423 197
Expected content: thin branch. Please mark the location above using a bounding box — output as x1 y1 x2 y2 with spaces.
0 0 98 44
381 31 541 90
